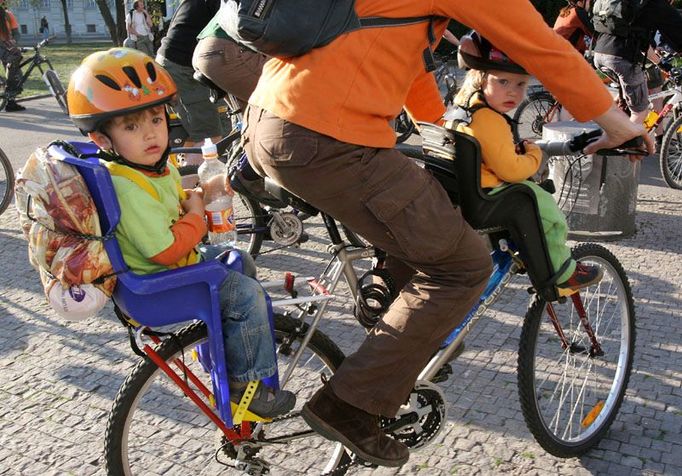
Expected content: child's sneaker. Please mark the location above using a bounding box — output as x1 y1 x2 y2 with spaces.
230 383 296 418
557 262 604 295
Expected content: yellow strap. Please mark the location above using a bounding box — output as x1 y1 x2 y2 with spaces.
231 381 271 424
103 161 186 201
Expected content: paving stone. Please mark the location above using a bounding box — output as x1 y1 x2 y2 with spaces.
0 158 680 474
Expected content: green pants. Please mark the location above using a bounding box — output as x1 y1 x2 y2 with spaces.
491 181 575 283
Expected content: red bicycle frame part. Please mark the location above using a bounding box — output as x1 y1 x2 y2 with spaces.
545 293 604 357
143 337 252 441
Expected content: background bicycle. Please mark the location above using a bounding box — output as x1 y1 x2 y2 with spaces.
513 55 682 190
0 38 68 114
0 145 13 215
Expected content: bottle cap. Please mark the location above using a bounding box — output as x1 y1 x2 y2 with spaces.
201 138 218 158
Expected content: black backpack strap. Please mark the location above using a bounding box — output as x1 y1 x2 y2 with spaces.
358 15 443 72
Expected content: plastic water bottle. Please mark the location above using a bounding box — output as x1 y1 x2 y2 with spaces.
197 138 237 246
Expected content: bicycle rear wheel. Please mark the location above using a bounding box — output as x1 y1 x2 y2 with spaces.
517 243 635 457
0 147 14 215
0 77 7 112
512 92 558 142
105 313 346 475
178 164 266 257
659 114 682 189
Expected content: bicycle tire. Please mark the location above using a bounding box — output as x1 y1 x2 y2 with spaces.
517 243 635 457
512 92 558 143
177 164 266 257
659 113 682 189
44 68 68 114
0 147 14 216
104 313 346 475
0 78 7 112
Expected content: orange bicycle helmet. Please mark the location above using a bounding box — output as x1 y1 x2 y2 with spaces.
68 47 177 134
457 30 527 75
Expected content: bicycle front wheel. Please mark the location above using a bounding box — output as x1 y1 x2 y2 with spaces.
105 313 346 475
0 147 14 215
517 243 635 457
659 114 682 189
512 92 558 142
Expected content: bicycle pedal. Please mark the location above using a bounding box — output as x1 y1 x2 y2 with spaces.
431 363 453 384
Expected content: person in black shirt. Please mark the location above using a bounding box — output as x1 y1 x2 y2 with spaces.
592 0 682 125
155 0 225 162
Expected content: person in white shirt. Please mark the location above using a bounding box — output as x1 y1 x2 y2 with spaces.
125 1 154 56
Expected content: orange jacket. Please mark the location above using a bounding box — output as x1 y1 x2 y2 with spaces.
250 0 613 149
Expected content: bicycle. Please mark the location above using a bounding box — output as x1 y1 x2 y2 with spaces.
513 57 682 190
0 38 68 114
0 145 14 215
56 125 638 474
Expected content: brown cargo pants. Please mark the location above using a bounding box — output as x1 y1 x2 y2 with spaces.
244 106 492 417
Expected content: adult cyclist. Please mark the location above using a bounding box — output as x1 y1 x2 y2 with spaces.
243 0 652 468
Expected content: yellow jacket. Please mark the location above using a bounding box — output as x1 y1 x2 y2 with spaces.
457 100 542 188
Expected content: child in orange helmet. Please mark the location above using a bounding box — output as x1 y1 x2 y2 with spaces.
67 47 295 417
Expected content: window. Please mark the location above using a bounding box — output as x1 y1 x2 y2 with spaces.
16 0 29 9
67 0 74 7
41 0 50 8
20 24 28 34
86 24 97 33
86 0 98 8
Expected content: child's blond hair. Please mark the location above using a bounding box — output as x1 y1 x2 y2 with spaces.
454 69 486 109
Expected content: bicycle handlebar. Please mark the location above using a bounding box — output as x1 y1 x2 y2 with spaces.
534 129 645 157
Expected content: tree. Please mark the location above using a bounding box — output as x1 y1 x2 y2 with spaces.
95 0 121 45
57 0 72 44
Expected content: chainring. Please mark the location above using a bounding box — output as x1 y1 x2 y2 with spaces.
269 212 304 246
379 380 447 449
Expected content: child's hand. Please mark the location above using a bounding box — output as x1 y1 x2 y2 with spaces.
182 188 205 216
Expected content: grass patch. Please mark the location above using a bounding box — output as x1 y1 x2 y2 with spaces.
18 42 114 98
520 451 536 460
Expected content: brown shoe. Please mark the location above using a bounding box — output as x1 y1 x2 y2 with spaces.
301 385 409 467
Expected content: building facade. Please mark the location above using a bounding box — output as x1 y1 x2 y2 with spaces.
11 0 178 42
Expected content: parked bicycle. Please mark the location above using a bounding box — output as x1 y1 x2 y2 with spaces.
50 126 638 474
0 38 68 114
0 145 13 215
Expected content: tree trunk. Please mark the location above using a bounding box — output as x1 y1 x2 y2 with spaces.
58 0 72 44
116 0 127 46
96 0 120 45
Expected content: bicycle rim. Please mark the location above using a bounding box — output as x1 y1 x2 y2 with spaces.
0 147 14 215
517 243 635 457
105 315 346 475
512 93 557 142
660 114 682 189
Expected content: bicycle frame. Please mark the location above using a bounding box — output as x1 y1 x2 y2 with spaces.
645 84 682 132
11 49 56 103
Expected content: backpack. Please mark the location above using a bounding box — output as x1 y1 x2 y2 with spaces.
591 0 649 37
15 146 116 321
15 143 184 321
217 0 439 70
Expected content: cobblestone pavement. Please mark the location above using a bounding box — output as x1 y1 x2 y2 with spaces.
1 101 681 475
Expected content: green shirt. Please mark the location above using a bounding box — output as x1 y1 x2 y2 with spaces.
110 164 187 275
